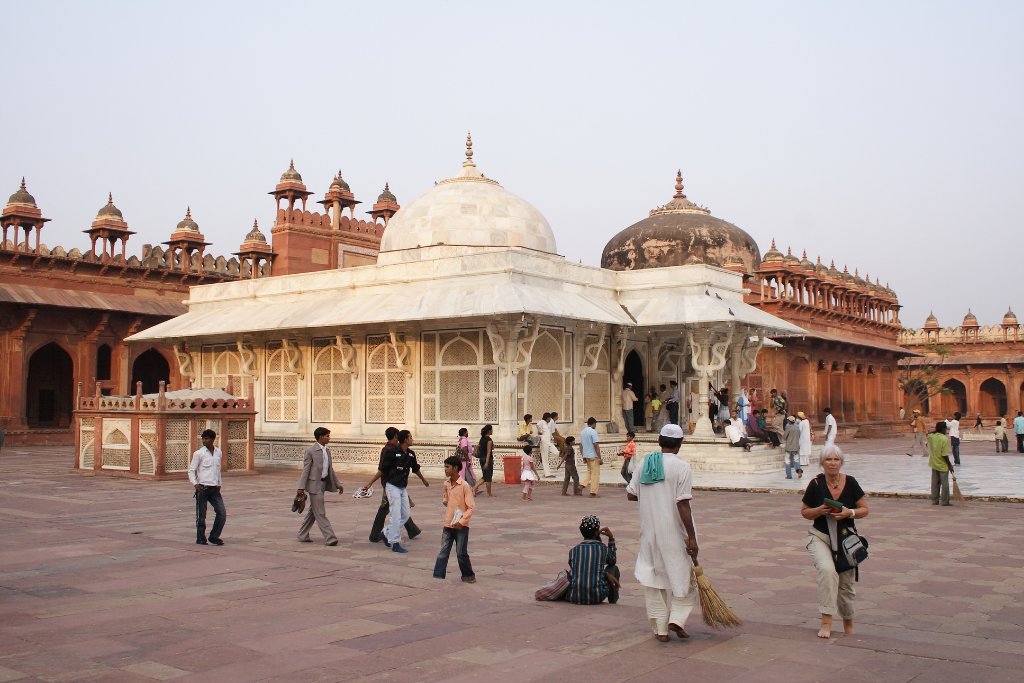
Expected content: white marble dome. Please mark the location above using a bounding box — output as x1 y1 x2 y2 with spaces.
380 138 557 255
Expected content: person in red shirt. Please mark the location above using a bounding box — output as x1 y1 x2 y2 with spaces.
617 430 636 483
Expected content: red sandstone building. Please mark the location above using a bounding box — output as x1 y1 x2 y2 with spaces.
0 165 390 445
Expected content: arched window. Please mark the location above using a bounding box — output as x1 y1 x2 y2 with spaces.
525 328 573 419
583 335 610 421
978 378 1007 417
366 335 406 423
265 342 298 422
311 340 352 423
27 342 74 428
421 330 498 423
940 379 968 415
201 345 244 391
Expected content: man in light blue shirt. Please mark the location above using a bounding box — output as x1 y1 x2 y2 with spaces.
1014 411 1024 453
580 417 602 497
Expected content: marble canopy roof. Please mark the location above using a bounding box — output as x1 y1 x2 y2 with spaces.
127 247 804 344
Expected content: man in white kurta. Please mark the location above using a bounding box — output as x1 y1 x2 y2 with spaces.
798 411 813 468
626 423 699 640
537 414 557 478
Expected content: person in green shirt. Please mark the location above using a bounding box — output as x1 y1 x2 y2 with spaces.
928 421 955 506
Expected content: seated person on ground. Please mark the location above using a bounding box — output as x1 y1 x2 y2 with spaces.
724 419 752 451
566 514 620 605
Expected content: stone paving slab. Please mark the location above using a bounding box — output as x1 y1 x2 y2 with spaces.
0 445 1022 682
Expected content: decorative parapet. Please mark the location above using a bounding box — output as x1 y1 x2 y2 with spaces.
899 323 1021 345
74 380 256 480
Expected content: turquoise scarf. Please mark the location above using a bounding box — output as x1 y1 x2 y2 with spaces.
640 451 665 485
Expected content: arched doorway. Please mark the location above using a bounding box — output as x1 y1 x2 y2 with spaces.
623 349 644 431
788 356 810 412
26 342 74 428
131 348 171 394
940 379 968 416
978 378 1007 417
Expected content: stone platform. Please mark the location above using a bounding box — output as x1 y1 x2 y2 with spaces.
1 444 1023 682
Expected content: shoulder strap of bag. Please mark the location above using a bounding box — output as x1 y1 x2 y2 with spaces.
826 514 839 553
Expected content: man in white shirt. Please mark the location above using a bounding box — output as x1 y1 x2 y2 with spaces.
621 383 639 432
666 380 681 426
188 429 226 546
723 419 752 452
823 407 837 448
626 424 699 641
946 412 961 465
537 412 556 478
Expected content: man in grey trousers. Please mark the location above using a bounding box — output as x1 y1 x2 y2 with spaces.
296 427 344 546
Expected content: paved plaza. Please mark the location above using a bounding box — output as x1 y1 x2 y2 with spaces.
1 442 1023 682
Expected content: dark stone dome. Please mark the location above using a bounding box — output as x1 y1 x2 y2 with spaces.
8 178 36 207
601 171 761 274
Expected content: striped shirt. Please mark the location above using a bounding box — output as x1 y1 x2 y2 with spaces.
566 539 616 605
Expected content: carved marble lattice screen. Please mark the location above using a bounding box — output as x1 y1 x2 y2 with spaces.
101 418 131 470
165 418 191 472
200 345 245 392
366 335 406 424
311 340 353 423
226 420 248 470
265 342 299 422
79 417 95 469
583 336 611 421
421 330 498 423
525 328 573 420
138 418 157 475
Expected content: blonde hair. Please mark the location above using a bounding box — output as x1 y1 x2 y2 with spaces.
819 444 845 466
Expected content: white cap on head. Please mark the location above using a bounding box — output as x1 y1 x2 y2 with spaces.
660 424 684 438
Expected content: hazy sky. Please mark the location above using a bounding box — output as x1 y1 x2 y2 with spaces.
2 1 1021 329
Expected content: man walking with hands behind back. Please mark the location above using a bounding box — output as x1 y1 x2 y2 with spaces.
189 429 226 546
297 427 343 546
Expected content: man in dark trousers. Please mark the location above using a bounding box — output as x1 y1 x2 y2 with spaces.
365 427 421 543
379 430 429 554
296 427 344 546
188 429 226 545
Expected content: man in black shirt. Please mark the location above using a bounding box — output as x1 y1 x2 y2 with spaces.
379 430 429 554
364 427 421 544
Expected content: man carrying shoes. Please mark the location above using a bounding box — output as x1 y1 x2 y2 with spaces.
297 427 344 546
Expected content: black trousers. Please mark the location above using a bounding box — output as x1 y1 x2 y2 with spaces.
195 485 226 542
667 402 679 425
369 494 420 542
1017 433 1024 453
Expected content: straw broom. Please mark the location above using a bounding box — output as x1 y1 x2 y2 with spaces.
692 559 742 630
951 474 966 505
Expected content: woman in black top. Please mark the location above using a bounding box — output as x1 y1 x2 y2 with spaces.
474 424 495 497
800 445 869 639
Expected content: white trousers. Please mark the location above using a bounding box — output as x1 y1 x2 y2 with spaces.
643 586 696 636
539 438 557 477
806 530 855 618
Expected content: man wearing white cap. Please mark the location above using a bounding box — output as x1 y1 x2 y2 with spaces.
626 424 699 642
621 383 639 433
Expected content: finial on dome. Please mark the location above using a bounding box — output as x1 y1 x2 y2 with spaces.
802 249 807 258
787 246 793 256
107 192 113 204
20 177 26 191
673 170 684 199
289 159 295 171
770 238 777 249
186 206 192 218
464 131 474 167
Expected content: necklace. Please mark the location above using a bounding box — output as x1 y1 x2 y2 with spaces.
826 476 841 488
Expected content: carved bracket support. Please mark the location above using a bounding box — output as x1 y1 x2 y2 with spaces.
579 329 607 378
236 340 257 376
485 322 510 374
173 342 195 380
511 317 540 376
388 329 412 378
611 326 629 383
741 334 765 376
333 335 358 378
281 338 303 379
